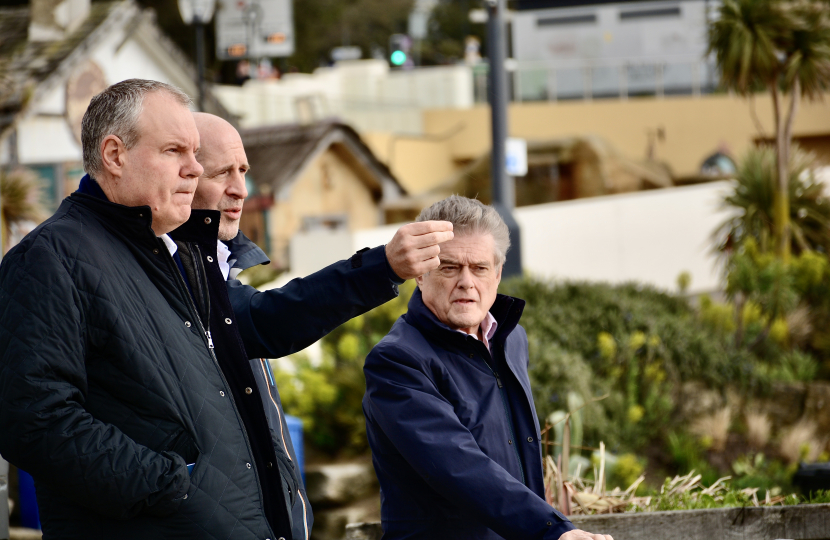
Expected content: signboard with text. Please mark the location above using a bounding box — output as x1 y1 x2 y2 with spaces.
215 0 294 60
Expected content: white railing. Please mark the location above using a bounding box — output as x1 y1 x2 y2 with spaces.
472 59 719 103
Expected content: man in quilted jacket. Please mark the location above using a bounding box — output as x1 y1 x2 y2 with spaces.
0 79 450 540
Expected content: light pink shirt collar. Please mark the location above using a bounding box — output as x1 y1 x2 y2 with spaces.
457 311 498 351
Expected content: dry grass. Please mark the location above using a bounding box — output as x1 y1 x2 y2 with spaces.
779 420 823 464
543 453 789 515
746 411 772 449
690 406 732 451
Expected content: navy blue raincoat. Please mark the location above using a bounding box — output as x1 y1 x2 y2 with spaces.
363 288 574 540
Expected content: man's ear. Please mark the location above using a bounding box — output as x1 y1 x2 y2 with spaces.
100 135 126 179
415 274 425 290
495 264 503 284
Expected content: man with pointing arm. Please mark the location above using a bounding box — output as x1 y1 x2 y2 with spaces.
189 112 454 539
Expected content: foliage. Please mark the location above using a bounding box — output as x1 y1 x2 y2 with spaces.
272 281 415 455
708 0 830 259
499 277 755 451
715 146 830 256
731 452 795 491
418 0 487 65
238 263 283 289
1 167 46 252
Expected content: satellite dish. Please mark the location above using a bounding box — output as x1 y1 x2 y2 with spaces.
178 0 216 24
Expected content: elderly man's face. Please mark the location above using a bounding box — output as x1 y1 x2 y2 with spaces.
110 91 202 235
192 114 249 241
416 232 502 335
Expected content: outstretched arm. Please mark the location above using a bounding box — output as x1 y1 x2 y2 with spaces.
229 221 454 359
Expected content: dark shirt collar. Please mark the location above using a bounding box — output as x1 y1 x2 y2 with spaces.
77 174 108 201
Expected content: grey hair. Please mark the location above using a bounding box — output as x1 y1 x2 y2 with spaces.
416 195 510 267
81 79 192 178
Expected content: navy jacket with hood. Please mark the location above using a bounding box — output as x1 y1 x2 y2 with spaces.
225 235 400 540
363 288 574 540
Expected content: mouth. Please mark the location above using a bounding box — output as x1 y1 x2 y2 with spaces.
452 299 476 305
222 208 242 220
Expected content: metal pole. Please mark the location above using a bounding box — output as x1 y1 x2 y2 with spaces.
486 0 522 278
195 16 206 112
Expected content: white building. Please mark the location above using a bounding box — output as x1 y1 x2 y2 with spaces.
510 0 719 101
0 0 234 211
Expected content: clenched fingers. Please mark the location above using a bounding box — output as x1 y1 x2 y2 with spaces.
386 221 454 280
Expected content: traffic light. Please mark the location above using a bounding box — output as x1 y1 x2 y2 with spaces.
389 34 411 67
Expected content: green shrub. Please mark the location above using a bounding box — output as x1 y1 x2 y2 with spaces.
500 277 750 450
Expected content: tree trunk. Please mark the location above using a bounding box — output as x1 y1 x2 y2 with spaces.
734 294 745 348
771 85 791 262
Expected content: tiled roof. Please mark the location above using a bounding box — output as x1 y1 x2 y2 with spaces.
241 120 403 197
0 0 236 141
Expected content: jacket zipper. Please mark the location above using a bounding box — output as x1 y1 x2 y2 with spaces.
480 351 525 485
259 359 310 540
159 238 276 539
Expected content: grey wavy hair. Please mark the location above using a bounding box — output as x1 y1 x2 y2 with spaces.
416 195 510 267
81 79 191 178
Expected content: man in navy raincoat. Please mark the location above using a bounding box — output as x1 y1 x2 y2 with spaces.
363 196 612 540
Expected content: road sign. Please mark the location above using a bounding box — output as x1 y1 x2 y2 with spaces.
505 138 528 177
215 0 294 60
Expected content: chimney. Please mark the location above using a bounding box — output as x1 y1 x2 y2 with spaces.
29 0 91 42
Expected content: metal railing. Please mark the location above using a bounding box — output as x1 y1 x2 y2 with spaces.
473 59 719 103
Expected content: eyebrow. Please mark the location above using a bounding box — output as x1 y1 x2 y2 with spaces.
439 257 491 267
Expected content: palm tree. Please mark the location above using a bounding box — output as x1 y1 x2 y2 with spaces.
708 0 830 261
716 145 830 257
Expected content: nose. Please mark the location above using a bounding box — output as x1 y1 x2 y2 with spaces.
227 169 248 200
456 266 475 289
183 151 204 179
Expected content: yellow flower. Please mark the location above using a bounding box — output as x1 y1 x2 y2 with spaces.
598 332 617 360
628 331 646 351
628 404 644 424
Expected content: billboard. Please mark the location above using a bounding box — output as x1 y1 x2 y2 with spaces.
215 0 294 60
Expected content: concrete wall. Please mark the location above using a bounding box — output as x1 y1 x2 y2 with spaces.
288 182 735 294
515 181 733 293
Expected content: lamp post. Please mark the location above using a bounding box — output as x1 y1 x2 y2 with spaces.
485 0 522 278
178 0 216 111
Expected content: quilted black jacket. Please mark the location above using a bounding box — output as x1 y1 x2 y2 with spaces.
0 192 291 540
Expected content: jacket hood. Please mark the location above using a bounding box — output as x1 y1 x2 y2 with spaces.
225 231 270 272
405 287 525 347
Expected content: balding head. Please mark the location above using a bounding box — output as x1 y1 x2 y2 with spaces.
192 113 249 241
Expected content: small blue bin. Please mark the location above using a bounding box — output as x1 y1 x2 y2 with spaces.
17 469 41 530
285 415 304 484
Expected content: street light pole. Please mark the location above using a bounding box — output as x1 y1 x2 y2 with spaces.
178 0 215 112
194 15 206 112
485 0 522 278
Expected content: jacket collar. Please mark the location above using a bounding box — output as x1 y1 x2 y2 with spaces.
405 287 525 347
70 175 157 247
72 174 222 247
225 230 270 271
